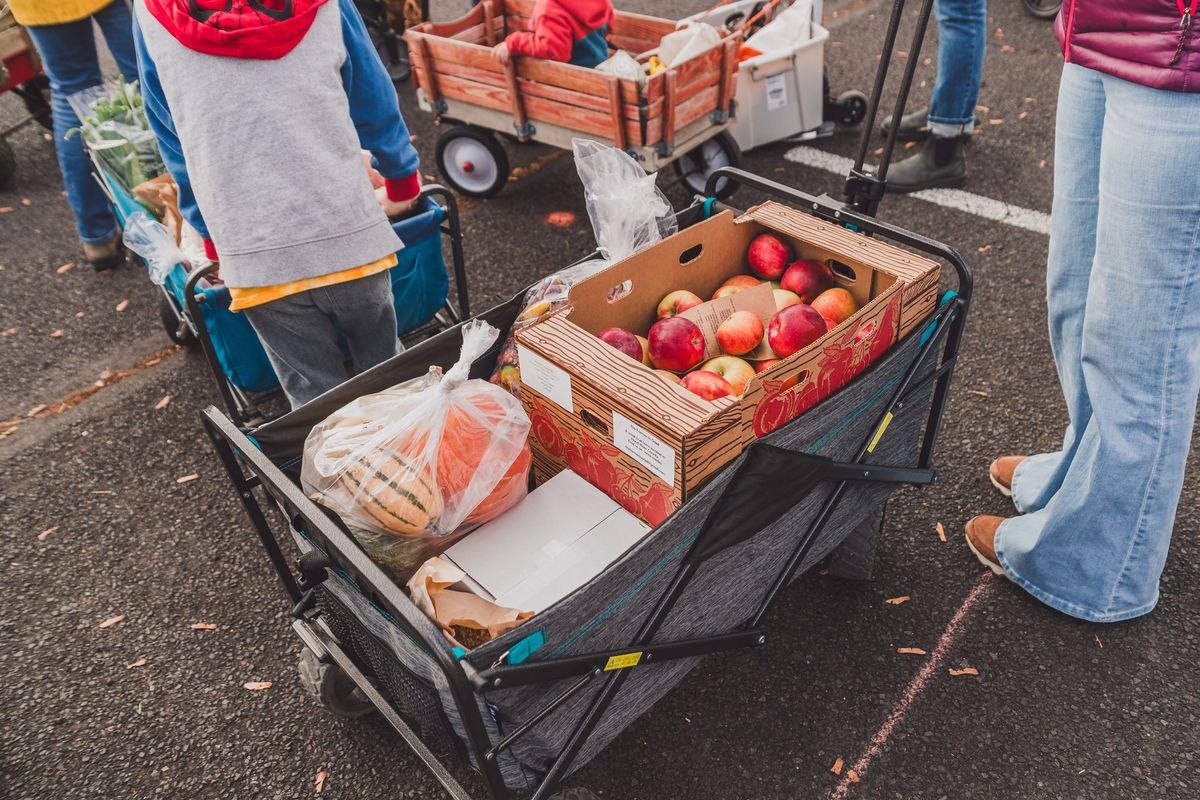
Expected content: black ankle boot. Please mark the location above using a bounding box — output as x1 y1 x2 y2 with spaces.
885 135 966 193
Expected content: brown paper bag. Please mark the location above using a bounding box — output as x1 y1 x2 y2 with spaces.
407 557 533 651
133 174 182 245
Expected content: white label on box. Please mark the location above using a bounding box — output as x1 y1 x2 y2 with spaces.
518 344 573 413
612 412 676 485
766 73 787 111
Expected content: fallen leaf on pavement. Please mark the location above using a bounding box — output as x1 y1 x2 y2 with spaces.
315 770 329 794
99 614 126 629
27 404 47 417
154 395 172 411
977 244 992 253
1019 111 1029 120
3 326 19 335
1001 45 1016 53
545 211 576 227
969 390 991 398
20 198 31 206
847 769 860 783
897 647 927 655
176 473 199 484
75 311 85 318
1094 634 1103 649
37 526 58 541
995 26 1005 38
936 522 947 543
57 262 76 274
885 596 911 605
127 658 148 669
923 57 931 65
948 666 979 676
1025 96 1036 104
831 757 844 775
1039 160 1047 169
989 119 1004 126
975 104 990 114
0 207 14 214
243 681 272 691
190 622 218 630
873 147 884 156
115 299 130 312
49 329 64 338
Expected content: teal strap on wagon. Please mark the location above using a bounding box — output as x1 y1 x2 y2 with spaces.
702 197 717 219
919 290 959 349
507 630 545 665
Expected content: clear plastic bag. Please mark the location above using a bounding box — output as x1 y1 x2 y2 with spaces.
491 140 676 394
303 321 532 571
596 50 645 86
122 211 186 286
67 78 165 194
658 22 721 68
744 0 814 52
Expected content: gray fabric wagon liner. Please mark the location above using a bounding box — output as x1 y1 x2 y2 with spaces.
281 318 939 790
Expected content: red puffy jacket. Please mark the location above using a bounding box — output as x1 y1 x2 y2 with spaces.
505 0 613 65
1057 0 1200 91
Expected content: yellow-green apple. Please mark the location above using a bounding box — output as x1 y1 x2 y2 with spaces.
657 289 704 319
598 327 643 361
715 310 765 356
648 316 706 372
780 259 835 303
811 287 858 328
773 289 801 309
635 334 652 366
768 303 827 358
712 274 762 299
747 232 794 280
655 369 682 384
681 369 734 400
700 355 755 395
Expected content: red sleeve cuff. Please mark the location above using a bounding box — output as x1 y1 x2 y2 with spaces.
385 172 421 203
203 239 218 261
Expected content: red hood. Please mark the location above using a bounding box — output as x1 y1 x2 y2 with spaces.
144 0 332 59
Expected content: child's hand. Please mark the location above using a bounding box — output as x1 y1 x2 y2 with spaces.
376 186 419 218
493 41 511 65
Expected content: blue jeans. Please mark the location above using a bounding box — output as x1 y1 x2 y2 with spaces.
928 0 986 136
25 0 139 245
995 63 1200 622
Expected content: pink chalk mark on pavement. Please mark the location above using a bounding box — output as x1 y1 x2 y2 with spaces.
830 572 996 799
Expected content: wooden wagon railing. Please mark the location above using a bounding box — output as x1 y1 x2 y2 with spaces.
406 0 740 169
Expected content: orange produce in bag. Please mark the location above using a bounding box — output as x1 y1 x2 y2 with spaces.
302 321 532 544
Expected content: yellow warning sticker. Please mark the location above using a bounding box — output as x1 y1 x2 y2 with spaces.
603 652 643 671
866 412 894 453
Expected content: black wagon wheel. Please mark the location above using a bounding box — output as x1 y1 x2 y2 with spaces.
1022 0 1062 19
835 90 869 126
435 126 510 198
158 293 197 347
673 131 742 200
15 75 54 131
298 647 375 719
357 0 411 83
0 138 16 190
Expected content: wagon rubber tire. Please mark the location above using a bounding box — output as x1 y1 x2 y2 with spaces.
835 90 869 127
0 138 16 190
827 504 885 581
548 788 602 800
435 126 510 198
159 294 197 348
298 647 375 719
673 131 742 200
18 75 54 131
1022 0 1062 19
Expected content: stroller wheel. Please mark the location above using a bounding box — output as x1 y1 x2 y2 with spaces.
835 90 869 127
548 789 601 800
673 131 742 200
0 138 16 190
159 294 197 348
298 647 375 720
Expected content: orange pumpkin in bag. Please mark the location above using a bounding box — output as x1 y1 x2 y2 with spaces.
433 394 532 526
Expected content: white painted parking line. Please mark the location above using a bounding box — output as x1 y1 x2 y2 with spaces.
784 145 1052 236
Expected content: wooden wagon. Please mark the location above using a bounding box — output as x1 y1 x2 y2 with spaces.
406 0 743 198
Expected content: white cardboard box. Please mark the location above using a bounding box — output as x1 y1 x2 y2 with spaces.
443 470 652 613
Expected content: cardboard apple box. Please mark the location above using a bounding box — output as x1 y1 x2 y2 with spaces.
515 202 939 526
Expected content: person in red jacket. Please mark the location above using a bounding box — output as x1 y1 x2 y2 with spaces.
492 0 613 68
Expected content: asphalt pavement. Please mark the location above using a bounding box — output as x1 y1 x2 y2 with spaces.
1 1 1197 798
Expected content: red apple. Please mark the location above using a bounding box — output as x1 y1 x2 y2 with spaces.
648 316 706 373
681 370 734 400
654 369 682 384
712 274 762 299
699 355 755 395
768 303 828 358
752 358 781 374
780 259 835 303
635 334 652 366
657 289 704 319
747 233 794 280
773 289 802 309
715 310 765 356
811 287 858 328
598 327 643 361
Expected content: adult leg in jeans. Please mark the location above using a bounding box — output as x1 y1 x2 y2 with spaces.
886 0 986 192
995 64 1200 622
25 1 138 266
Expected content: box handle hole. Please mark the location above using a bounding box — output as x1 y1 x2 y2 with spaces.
679 244 704 265
607 279 633 303
829 260 857 281
580 408 609 435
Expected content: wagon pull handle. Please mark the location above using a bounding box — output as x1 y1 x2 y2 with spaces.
685 444 932 566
